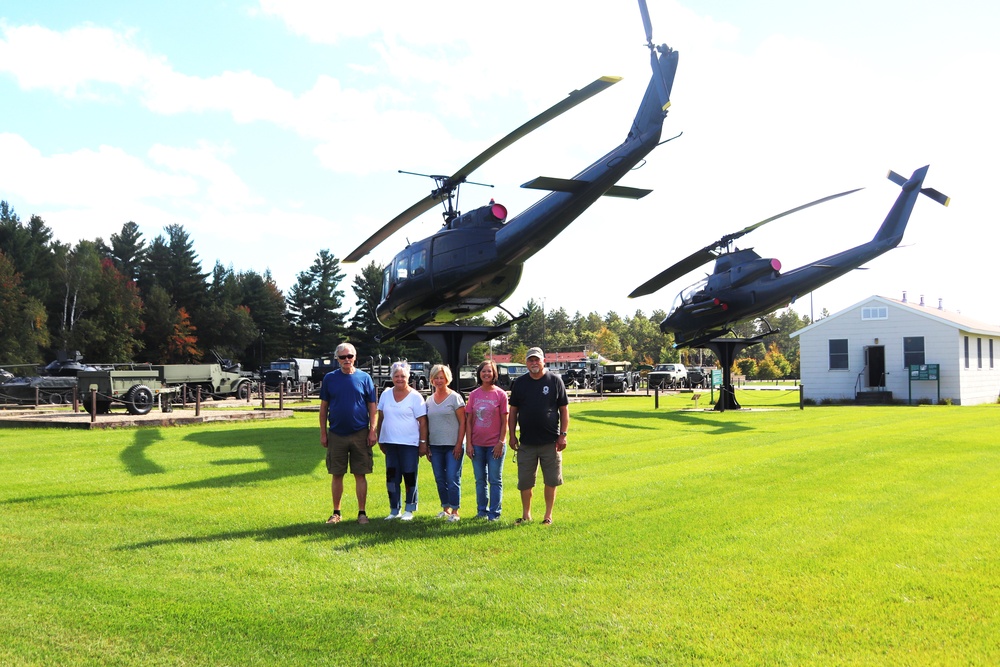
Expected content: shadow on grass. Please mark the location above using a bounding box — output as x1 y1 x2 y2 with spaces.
4 426 323 506
119 426 322 490
115 517 509 552
572 408 754 435
120 428 167 475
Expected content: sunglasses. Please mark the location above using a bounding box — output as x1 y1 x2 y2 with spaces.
338 354 355 360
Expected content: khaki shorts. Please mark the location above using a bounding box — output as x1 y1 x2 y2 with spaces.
516 442 563 490
326 429 373 476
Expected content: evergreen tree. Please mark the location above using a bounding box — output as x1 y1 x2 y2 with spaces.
0 203 56 304
198 262 259 361
237 270 289 370
103 221 147 282
347 261 388 356
510 299 544 349
140 285 178 362
287 250 348 357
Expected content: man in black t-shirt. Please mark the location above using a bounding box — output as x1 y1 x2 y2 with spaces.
508 347 569 525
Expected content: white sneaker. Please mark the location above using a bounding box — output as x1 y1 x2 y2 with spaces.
384 513 400 521
400 511 414 521
435 511 449 519
447 514 460 523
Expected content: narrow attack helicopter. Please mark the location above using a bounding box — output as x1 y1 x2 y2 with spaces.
345 0 679 343
630 165 950 349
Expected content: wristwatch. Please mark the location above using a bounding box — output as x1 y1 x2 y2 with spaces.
560 431 568 436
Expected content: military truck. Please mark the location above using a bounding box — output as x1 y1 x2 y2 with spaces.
153 363 253 401
562 359 601 389
596 361 636 393
647 363 688 389
495 362 529 390
263 357 313 393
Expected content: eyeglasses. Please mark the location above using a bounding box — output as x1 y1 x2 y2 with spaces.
338 354 355 360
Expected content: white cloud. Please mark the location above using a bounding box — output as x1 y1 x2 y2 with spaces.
0 23 165 98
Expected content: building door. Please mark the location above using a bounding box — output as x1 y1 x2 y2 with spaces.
865 346 886 389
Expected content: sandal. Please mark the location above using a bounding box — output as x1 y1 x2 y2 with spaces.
542 518 552 525
326 514 341 524
514 518 531 525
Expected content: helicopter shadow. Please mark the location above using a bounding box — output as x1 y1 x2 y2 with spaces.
572 407 754 436
119 425 322 490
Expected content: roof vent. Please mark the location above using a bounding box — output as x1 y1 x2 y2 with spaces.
919 295 925 306
938 298 943 310
902 291 907 303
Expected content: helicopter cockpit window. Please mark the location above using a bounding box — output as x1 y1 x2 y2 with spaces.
382 267 392 300
670 277 709 316
395 256 408 282
410 249 427 276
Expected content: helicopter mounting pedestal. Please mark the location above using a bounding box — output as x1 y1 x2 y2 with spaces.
705 332 776 411
415 324 513 394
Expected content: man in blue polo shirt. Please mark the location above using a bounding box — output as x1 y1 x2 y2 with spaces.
320 342 378 525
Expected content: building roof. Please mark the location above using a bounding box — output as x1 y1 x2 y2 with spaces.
791 295 1000 338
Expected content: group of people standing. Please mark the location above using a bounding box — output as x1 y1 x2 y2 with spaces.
319 343 568 526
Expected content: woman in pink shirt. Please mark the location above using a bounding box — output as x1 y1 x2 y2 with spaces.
464 360 508 521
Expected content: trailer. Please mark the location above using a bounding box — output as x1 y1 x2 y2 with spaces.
77 369 178 415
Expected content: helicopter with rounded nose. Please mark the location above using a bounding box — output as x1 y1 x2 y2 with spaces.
344 0 680 343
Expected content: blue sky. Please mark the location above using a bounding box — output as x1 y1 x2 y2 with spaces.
2 0 998 327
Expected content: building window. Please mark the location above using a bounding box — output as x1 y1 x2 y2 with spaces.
829 339 849 370
977 338 983 369
991 339 995 369
862 306 888 320
903 336 925 367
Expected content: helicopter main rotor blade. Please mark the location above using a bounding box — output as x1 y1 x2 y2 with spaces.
344 76 622 263
344 193 442 263
718 187 864 248
638 0 654 44
629 248 717 298
629 187 863 298
452 76 621 182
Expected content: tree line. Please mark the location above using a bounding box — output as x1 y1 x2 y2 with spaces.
0 200 810 377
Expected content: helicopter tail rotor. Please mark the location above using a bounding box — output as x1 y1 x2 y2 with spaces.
887 169 951 207
638 0 676 111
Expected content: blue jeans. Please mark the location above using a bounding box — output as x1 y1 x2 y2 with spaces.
472 445 505 519
429 445 463 511
382 444 420 513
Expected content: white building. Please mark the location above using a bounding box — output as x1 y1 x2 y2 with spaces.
791 295 1000 405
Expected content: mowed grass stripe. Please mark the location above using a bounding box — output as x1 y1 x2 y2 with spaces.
1 399 998 665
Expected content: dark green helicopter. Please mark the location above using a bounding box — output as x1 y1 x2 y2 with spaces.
630 165 950 349
344 0 680 343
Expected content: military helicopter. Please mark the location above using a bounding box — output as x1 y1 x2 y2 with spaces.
344 0 679 344
630 165 950 349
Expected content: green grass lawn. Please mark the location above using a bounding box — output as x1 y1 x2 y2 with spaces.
2 396 998 666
